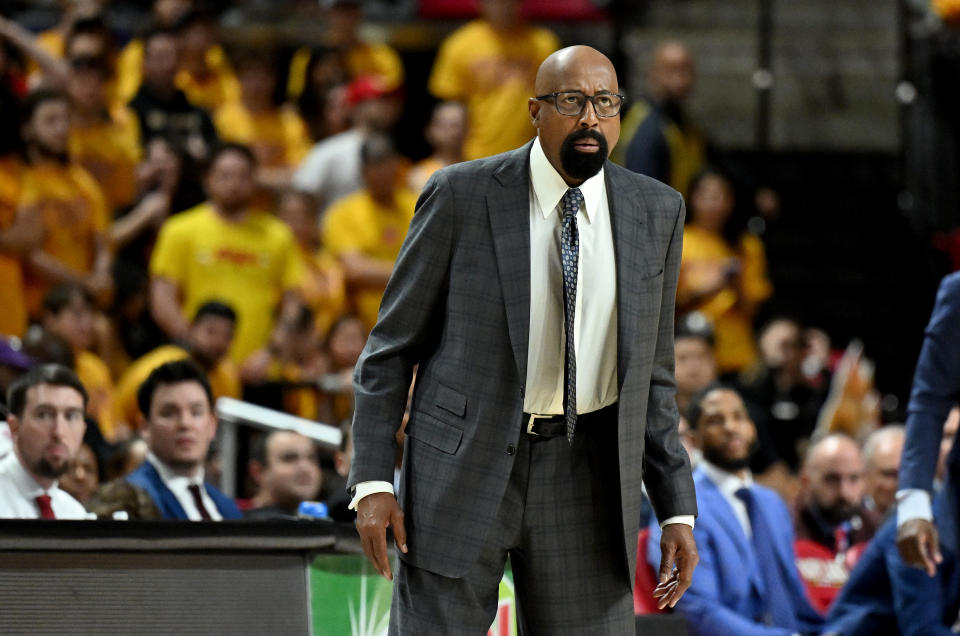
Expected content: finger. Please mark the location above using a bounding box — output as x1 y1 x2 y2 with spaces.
652 579 678 597
392 508 408 554
920 533 939 577
659 542 677 584
655 582 679 609
359 532 382 577
370 527 392 581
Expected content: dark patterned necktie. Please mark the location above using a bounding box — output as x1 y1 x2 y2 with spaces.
561 187 583 444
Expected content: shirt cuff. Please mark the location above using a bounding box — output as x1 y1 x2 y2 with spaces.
896 489 933 527
348 480 395 510
660 515 695 530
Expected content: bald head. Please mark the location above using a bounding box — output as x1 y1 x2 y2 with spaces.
802 434 864 523
862 425 905 515
649 41 694 103
529 46 621 186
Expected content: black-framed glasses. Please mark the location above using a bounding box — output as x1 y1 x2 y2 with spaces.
535 91 626 117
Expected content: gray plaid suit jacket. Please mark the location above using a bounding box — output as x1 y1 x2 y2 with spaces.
348 141 698 581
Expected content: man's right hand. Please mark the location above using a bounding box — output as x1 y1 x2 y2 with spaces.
897 518 943 577
355 492 408 581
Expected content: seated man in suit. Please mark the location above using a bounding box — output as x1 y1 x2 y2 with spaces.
648 384 823 636
244 429 322 520
126 359 241 520
823 494 960 636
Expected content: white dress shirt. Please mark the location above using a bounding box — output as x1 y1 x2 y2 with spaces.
147 452 222 521
700 460 754 538
523 136 618 414
0 451 90 519
351 140 694 530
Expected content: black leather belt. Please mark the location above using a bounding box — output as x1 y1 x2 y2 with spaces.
522 403 618 439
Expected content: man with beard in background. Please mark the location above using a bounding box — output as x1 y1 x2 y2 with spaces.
0 364 89 519
350 45 698 633
647 384 823 635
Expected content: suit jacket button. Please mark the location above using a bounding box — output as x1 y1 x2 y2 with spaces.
506 444 516 456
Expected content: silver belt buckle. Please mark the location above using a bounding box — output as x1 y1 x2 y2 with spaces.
526 413 545 435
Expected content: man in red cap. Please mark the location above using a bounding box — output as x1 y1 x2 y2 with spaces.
292 75 402 214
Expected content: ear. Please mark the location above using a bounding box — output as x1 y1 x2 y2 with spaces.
249 459 264 486
528 97 541 126
6 413 19 437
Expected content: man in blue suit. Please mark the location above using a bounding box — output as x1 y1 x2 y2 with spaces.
126 359 241 520
899 272 960 574
648 384 823 636
824 494 960 636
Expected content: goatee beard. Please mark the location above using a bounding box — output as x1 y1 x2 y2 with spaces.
559 129 608 181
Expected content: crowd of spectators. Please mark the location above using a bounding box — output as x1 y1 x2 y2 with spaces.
0 0 955 633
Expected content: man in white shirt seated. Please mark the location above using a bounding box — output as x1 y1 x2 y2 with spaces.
124 359 241 520
0 363 90 519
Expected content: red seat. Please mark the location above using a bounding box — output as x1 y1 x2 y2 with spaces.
634 527 667 615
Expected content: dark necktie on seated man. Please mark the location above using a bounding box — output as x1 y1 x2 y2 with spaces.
35 494 55 519
188 483 213 521
736 487 797 627
561 187 583 444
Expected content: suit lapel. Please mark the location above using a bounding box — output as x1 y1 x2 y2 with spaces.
606 165 643 390
142 462 189 520
488 145 533 384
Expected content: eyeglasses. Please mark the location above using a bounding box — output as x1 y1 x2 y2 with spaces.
535 91 626 118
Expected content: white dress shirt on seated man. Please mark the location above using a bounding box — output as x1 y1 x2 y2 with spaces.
147 451 223 521
0 451 88 519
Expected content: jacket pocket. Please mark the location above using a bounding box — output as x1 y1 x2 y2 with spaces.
435 382 467 417
408 410 464 454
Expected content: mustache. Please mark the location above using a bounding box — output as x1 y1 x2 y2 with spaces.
565 128 606 145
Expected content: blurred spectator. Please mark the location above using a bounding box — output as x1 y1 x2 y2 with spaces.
18 87 113 316
428 0 558 160
170 9 239 112
794 434 881 614
149 143 303 365
739 317 828 472
323 421 353 522
58 441 99 504
676 168 772 374
674 311 718 416
32 1 107 63
245 429 322 519
128 25 218 165
286 0 403 104
616 41 703 197
295 48 349 143
321 132 416 331
41 284 115 438
647 384 823 635
322 313 365 424
214 50 310 196
0 15 71 89
0 363 89 519
862 424 906 517
292 74 402 214
113 300 240 441
407 100 468 193
276 189 347 338
124 359 241 520
61 15 115 66
0 132 31 340
103 436 149 481
66 55 140 211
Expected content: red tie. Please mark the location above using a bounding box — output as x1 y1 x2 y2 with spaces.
187 484 213 521
35 494 56 519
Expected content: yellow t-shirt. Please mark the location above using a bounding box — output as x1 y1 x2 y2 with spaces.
298 245 348 339
149 203 304 363
0 156 26 337
214 102 310 168
116 40 239 109
75 349 115 439
18 161 109 317
69 106 142 211
322 188 417 331
429 21 558 160
678 225 773 373
113 344 241 433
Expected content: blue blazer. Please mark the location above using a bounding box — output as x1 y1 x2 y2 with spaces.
648 467 823 636
824 499 960 636
127 461 242 521
901 272 960 550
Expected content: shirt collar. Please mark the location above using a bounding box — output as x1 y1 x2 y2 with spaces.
700 459 753 498
529 136 605 223
147 451 205 487
2 450 55 498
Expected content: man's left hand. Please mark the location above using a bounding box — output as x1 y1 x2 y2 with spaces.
653 523 698 609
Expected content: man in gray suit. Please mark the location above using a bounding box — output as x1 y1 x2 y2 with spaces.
349 45 699 634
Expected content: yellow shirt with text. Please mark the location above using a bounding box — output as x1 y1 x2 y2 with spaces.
150 203 304 363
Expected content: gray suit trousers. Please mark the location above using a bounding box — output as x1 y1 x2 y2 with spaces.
389 406 635 635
